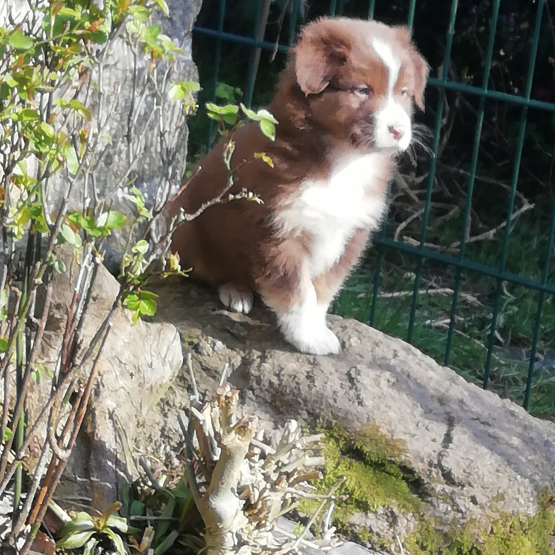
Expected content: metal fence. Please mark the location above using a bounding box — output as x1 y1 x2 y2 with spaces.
192 0 555 416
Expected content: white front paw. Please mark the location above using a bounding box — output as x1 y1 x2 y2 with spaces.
288 325 341 355
218 283 254 314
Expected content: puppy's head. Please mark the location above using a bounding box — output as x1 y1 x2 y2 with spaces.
293 17 429 152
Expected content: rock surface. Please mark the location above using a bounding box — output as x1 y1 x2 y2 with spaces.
37 249 183 509
146 278 555 545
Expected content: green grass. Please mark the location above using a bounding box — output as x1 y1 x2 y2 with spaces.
336 219 555 421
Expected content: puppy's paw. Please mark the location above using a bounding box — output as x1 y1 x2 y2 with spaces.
218 283 254 314
289 326 341 356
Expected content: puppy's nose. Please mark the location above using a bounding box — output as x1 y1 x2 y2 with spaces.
388 125 405 141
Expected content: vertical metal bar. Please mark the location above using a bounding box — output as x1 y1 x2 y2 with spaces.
207 0 227 149
367 0 376 20
244 0 265 108
524 197 555 409
288 0 301 46
329 0 337 16
407 0 459 342
483 0 544 389
407 0 417 28
369 247 384 327
444 0 500 366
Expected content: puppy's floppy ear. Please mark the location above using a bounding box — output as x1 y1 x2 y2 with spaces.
394 26 429 111
294 18 352 95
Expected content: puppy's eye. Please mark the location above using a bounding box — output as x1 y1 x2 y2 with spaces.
354 85 373 97
401 87 409 97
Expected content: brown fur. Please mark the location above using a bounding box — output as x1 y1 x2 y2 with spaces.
169 17 428 352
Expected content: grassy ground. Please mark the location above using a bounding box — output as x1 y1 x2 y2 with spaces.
335 219 555 421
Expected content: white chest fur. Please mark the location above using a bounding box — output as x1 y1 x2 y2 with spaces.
275 152 390 278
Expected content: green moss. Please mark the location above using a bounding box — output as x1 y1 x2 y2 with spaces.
304 425 555 555
405 489 555 555
301 424 421 532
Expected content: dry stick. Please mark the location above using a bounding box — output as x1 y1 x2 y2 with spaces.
177 412 202 504
0 284 54 481
448 201 535 250
21 322 112 555
138 458 162 491
291 478 346 552
394 207 425 242
427 319 507 364
377 287 482 306
11 439 51 539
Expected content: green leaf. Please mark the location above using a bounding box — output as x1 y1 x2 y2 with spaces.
154 529 179 555
54 259 67 274
206 102 238 116
0 337 8 352
56 98 92 121
3 427 13 442
132 240 148 255
57 530 95 549
83 538 99 555
124 294 140 311
222 113 238 125
139 298 156 317
130 500 145 516
256 109 278 124
139 290 158 301
105 211 127 229
240 103 258 120
60 512 96 535
98 501 122 531
215 82 241 102
66 145 79 175
105 514 130 533
39 121 55 138
154 496 175 542
169 81 200 101
61 224 82 248
153 0 169 14
259 119 276 141
16 108 40 121
105 528 126 555
8 30 33 50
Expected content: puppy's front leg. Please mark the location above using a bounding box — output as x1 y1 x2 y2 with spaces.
259 271 341 356
312 229 369 308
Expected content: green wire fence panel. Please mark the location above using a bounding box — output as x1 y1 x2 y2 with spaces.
193 0 555 418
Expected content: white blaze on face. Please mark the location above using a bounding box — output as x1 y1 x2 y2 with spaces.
371 38 412 151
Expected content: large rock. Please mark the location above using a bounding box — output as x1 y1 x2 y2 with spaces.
0 0 202 272
36 249 183 509
146 278 555 547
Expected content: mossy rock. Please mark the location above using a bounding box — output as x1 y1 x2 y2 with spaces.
305 424 555 554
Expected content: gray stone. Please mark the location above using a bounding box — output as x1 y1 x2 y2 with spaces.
37 247 183 509
0 0 202 272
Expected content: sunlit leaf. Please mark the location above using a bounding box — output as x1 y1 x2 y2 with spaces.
259 119 276 141
254 152 274 168
61 224 82 248
132 240 148 255
8 30 34 50
139 298 156 317
105 211 127 229
105 528 126 555
57 530 95 549
153 0 169 15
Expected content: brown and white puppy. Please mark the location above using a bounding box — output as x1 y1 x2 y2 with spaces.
170 17 428 355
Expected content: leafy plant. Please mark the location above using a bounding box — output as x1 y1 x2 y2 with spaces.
57 502 138 555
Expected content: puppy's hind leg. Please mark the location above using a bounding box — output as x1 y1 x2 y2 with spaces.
218 283 254 314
